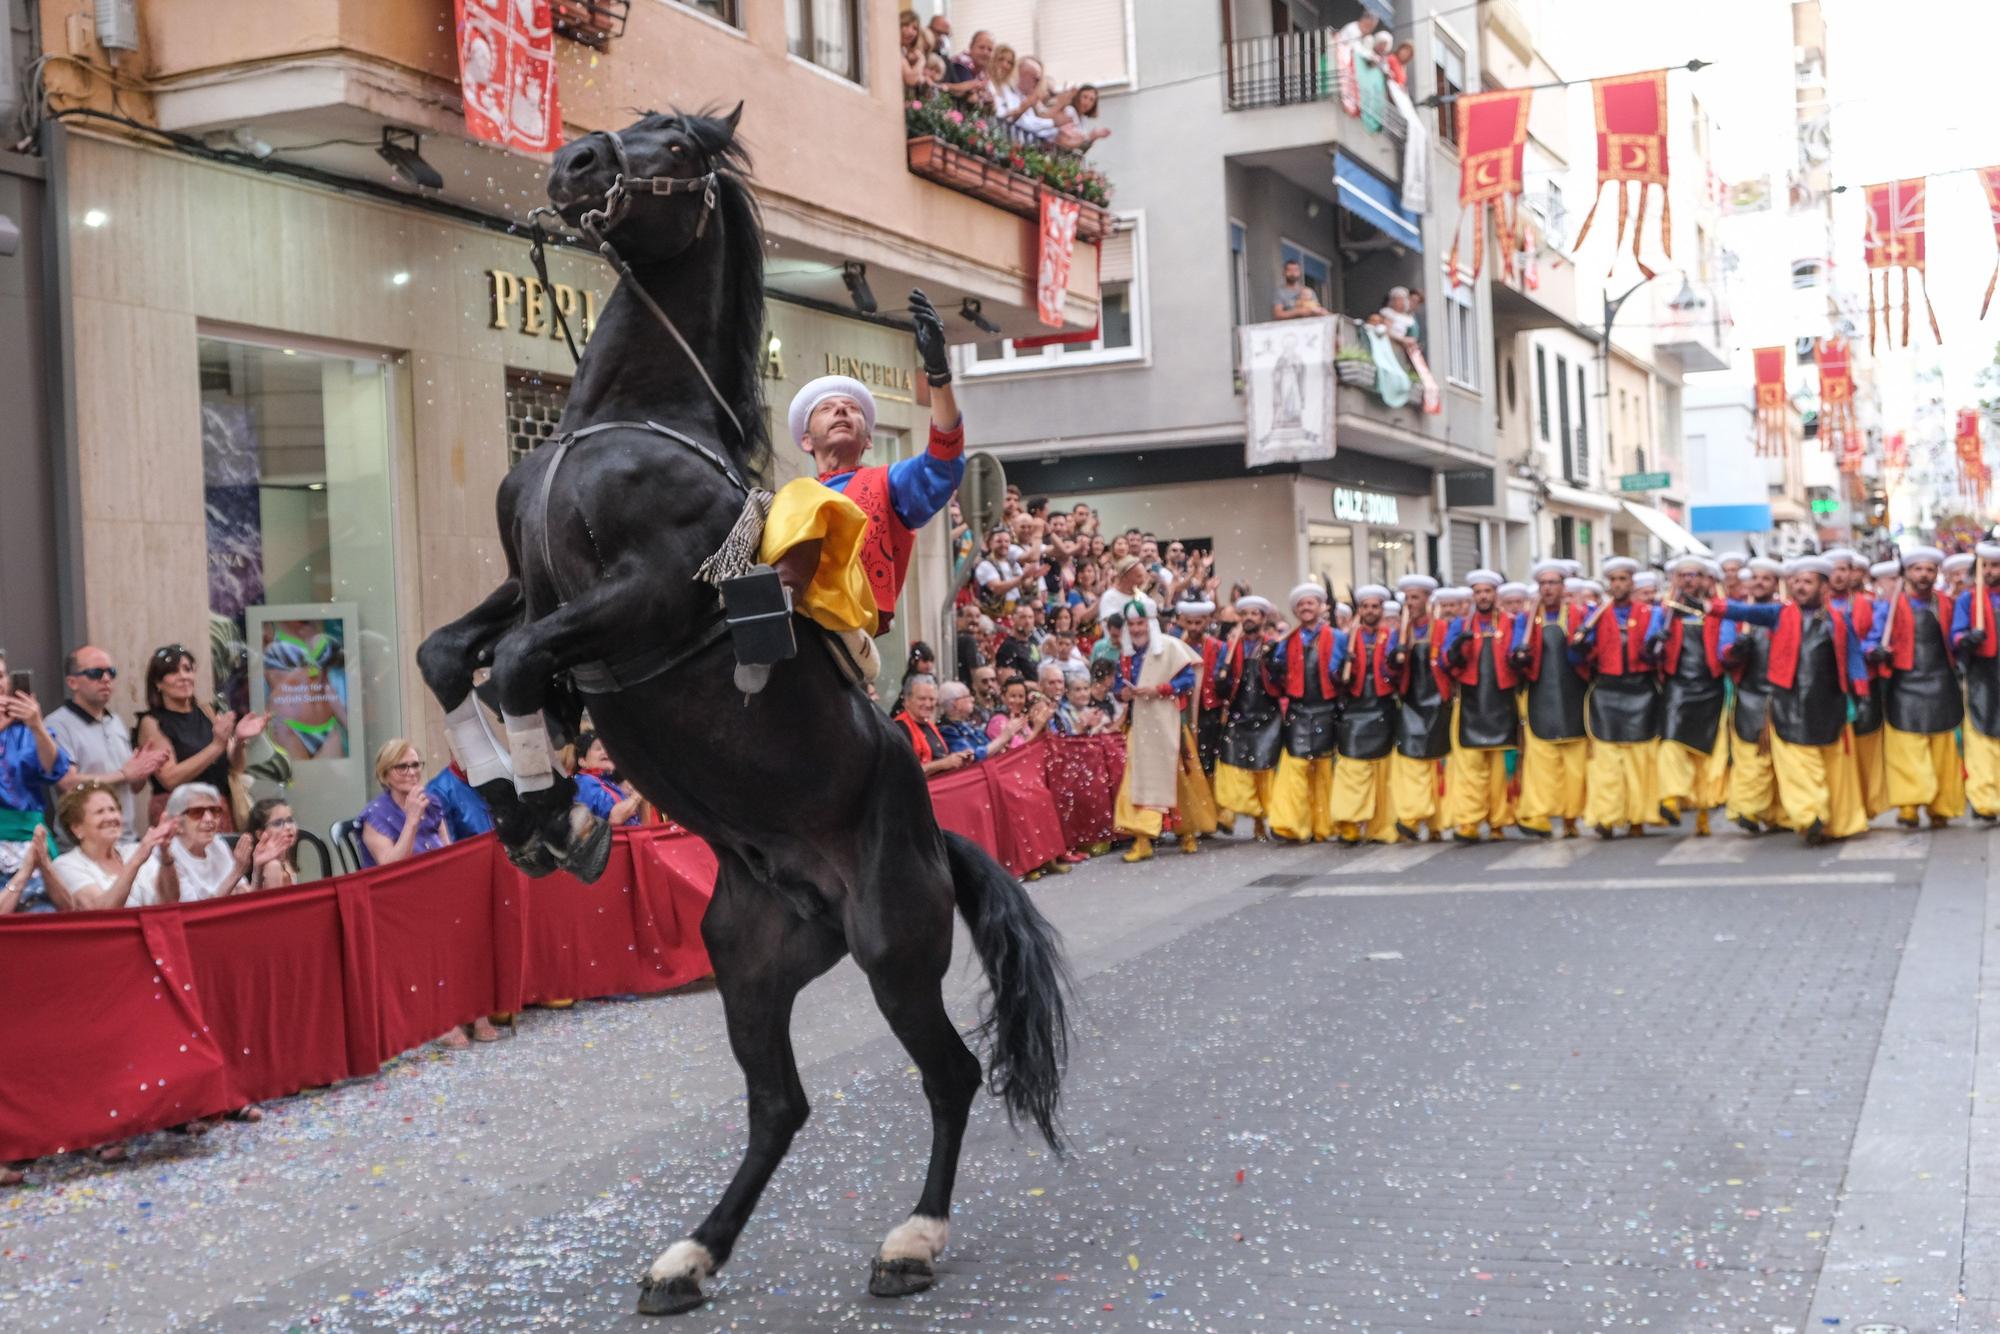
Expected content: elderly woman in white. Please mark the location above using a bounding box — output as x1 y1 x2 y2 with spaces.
163 782 285 901
48 784 176 910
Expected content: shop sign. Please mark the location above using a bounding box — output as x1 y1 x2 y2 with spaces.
1333 487 1401 525
1619 471 1671 492
486 269 600 345
821 352 914 394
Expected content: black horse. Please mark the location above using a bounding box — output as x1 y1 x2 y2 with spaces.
414 108 1071 1316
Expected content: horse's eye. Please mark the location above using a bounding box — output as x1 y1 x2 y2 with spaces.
669 143 686 157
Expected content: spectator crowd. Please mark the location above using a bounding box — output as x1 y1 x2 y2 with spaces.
899 9 1111 153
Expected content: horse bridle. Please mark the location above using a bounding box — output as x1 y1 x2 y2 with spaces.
529 126 745 445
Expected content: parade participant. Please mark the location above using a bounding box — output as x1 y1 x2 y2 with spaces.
1632 570 1661 604
1944 551 1975 601
1653 555 1730 835
1175 599 1229 778
1438 570 1518 842
1269 583 1342 844
1111 603 1208 861
1570 556 1667 837
1388 574 1449 841
1864 545 1964 826
1953 543 2000 821
759 293 964 676
1099 555 1156 628
1720 556 1783 830
1716 551 1747 589
1433 586 1469 623
1713 557 1867 843
1826 548 1886 816
1330 585 1400 843
1496 581 1532 618
1212 595 1283 838
1869 559 1900 604
1509 559 1589 838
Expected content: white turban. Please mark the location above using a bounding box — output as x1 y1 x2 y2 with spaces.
1497 581 1530 598
1397 574 1438 593
1355 584 1392 601
1633 571 1660 589
1822 546 1860 567
1978 542 2000 562
1716 550 1748 566
1746 557 1783 575
1177 599 1217 616
1944 553 1975 573
1289 582 1327 612
1465 569 1502 589
1529 559 1567 580
1904 545 1945 566
1563 577 1585 592
1601 556 1640 575
1235 595 1275 614
1784 556 1833 578
788 375 877 450
1666 555 1706 575
1870 560 1901 578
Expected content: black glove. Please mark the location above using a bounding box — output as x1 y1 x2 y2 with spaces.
1389 648 1409 668
1641 638 1664 665
1446 637 1469 669
910 289 951 387
1508 647 1532 670
1720 643 1745 668
1864 647 1891 668
1967 629 1989 651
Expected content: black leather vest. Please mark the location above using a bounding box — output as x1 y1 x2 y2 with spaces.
1221 643 1284 770
1337 653 1396 760
1455 631 1518 750
1395 625 1450 760
1526 615 1587 741
1282 636 1339 759
1968 642 2000 739
1770 611 1847 748
1731 622 1773 745
1661 614 1727 752
1884 600 1964 735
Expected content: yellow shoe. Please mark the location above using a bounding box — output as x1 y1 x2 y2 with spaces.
1216 808 1237 831
1179 833 1199 854
1044 858 1072 874
1694 809 1711 837
1562 818 1580 839
539 999 575 1010
1123 835 1154 863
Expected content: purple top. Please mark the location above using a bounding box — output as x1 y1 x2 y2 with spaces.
357 787 448 867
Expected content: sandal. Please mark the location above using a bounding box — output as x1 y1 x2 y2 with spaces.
438 1028 471 1050
228 1105 264 1123
95 1144 128 1163
2 1163 26 1186
471 1019 504 1043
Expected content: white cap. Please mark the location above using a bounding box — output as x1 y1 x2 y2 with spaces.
1904 545 1945 566
1667 555 1706 575
1717 550 1748 565
1289 582 1327 612
1529 559 1567 579
1785 556 1833 577
1601 556 1640 575
1177 599 1217 616
1633 571 1660 589
1335 601 1353 618
1563 577 1585 592
1465 568 1503 588
788 375 877 450
1396 573 1438 593
1822 546 1861 567
1747 556 1783 575
1870 560 1901 578
1703 559 1723 578
1383 600 1403 617
1498 581 1530 598
1235 595 1275 614
1355 584 1391 601
1944 553 1975 574
1560 559 1583 575
1580 579 1605 594
1978 542 2000 562
1437 586 1471 601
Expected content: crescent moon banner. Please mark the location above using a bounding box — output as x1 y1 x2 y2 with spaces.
1570 70 1671 279
1979 166 2000 319
1449 87 1533 282
1752 346 1789 460
1860 178 1937 349
1816 336 1862 474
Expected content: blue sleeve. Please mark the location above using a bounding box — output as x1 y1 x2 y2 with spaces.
1862 604 1888 654
1508 616 1529 652
1842 609 1870 682
1644 606 1670 644
1438 617 1462 658
1269 636 1290 673
946 728 990 761
1722 599 1782 629
1328 632 1349 676
1716 619 1738 651
886 451 967 531
1169 664 1198 695
575 773 617 821
1951 591 1973 649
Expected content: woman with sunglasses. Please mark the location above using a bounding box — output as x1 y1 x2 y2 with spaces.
135 645 267 829
165 782 279 901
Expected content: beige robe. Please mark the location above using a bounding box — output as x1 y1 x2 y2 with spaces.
1127 634 1203 808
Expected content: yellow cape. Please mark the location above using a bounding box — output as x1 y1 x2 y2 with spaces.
758 478 881 636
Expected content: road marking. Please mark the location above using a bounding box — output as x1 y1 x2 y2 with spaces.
1656 836 1753 865
1491 839 1592 870
1328 842 1450 874
1836 833 1928 861
1293 871 1899 899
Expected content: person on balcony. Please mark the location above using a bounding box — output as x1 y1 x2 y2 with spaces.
940 29 994 105
1272 259 1320 321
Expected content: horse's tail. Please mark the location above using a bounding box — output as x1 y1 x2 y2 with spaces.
943 830 1072 1154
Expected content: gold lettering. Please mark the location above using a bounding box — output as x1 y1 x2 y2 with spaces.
552 284 579 341
487 270 520 332
580 288 598 344
521 275 551 337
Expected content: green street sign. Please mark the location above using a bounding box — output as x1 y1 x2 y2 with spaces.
1619 471 1671 493
1810 497 1842 515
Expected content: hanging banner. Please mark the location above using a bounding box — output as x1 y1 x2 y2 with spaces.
1861 177 1938 350
1570 70 1671 277
1449 87 1533 282
1035 190 1082 329
1883 430 1908 476
455 0 563 154
1239 316 1335 467
1817 335 1862 472
1753 346 1789 458
1979 166 2000 318
1957 409 1989 508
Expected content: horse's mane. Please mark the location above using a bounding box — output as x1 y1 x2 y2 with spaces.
672 107 772 487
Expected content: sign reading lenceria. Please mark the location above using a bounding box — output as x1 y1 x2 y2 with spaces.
1619 471 1671 493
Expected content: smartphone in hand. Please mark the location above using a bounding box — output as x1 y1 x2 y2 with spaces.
8 670 31 698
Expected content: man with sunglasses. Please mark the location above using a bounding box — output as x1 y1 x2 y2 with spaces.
47 646 169 836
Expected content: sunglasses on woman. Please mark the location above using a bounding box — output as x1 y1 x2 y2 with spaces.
181 805 224 821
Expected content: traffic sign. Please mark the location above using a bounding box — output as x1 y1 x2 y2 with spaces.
1618 471 1671 493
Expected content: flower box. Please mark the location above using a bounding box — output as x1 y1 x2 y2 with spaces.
907 136 1113 242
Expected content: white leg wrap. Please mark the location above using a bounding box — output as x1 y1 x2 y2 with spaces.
444 695 512 788
879 1215 949 1263
646 1238 715 1283
503 711 555 793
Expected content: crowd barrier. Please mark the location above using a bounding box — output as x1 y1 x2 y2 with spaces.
0 733 1127 1163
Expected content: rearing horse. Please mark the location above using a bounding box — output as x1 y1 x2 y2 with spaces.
414 107 1072 1315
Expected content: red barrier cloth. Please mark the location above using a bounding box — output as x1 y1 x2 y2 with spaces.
925 760 1000 852
980 740 1070 874
1043 734 1124 848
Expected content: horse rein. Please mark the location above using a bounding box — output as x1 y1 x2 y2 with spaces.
531 126 746 446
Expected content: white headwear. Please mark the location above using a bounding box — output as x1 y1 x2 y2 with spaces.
1563 577 1585 592
1235 594 1275 614
788 375 877 450
1870 560 1901 578
1397 573 1438 593
1384 600 1403 617
1581 579 1605 595
1355 584 1392 601
1746 556 1783 576
1904 545 1946 566
1944 552 1975 574
1529 559 1567 580
1497 581 1530 598
1717 550 1748 566
1289 582 1327 612
1465 569 1503 588
1177 599 1218 616
1437 586 1470 601
1632 571 1660 589
1702 559 1723 578
1667 555 1706 575
1977 543 2000 562
1822 546 1861 567
1600 556 1640 575
1784 556 1833 578
1560 559 1583 575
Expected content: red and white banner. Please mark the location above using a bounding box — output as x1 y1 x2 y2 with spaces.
1979 165 2000 318
455 0 563 154
1450 88 1533 281
1035 189 1082 329
1753 346 1789 458
1817 335 1862 473
1571 70 1671 277
1861 177 1936 348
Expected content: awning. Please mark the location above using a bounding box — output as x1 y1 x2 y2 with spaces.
1543 482 1623 515
1620 500 1713 556
1333 151 1421 251
1690 502 1773 533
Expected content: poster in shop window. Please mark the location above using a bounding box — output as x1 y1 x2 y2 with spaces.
246 604 358 764
1240 315 1335 467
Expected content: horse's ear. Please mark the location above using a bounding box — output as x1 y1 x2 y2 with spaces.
720 101 744 143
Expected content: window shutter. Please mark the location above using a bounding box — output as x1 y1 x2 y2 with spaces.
1035 0 1129 86
1097 225 1135 285
946 0 1039 53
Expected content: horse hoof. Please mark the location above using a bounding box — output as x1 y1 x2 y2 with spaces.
558 814 615 884
505 839 560 878
636 1275 706 1316
868 1256 936 1299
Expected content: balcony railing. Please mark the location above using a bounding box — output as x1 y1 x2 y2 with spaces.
1222 28 1408 138
905 93 1113 239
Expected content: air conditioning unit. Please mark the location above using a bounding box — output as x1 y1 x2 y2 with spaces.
95 0 140 51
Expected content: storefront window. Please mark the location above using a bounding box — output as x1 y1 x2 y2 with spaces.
1307 522 1355 598
199 336 404 843
1369 529 1416 585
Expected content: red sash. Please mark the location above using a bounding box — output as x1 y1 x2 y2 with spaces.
1960 590 2000 659
1520 604 1585 680
1766 603 1855 695
1342 625 1394 697
1662 613 1725 676
1589 602 1655 677
1283 624 1338 699
1882 593 1953 673
1198 636 1228 710
895 713 938 762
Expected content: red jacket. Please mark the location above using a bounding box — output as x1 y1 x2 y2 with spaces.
1585 602 1658 678
1281 624 1339 700
1878 593 1953 676
1439 613 1518 692
1517 604 1587 681
1662 612 1726 677
1197 635 1228 710
1342 624 1396 697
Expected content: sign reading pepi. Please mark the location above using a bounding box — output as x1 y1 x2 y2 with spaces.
1618 471 1671 493
1333 487 1401 525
